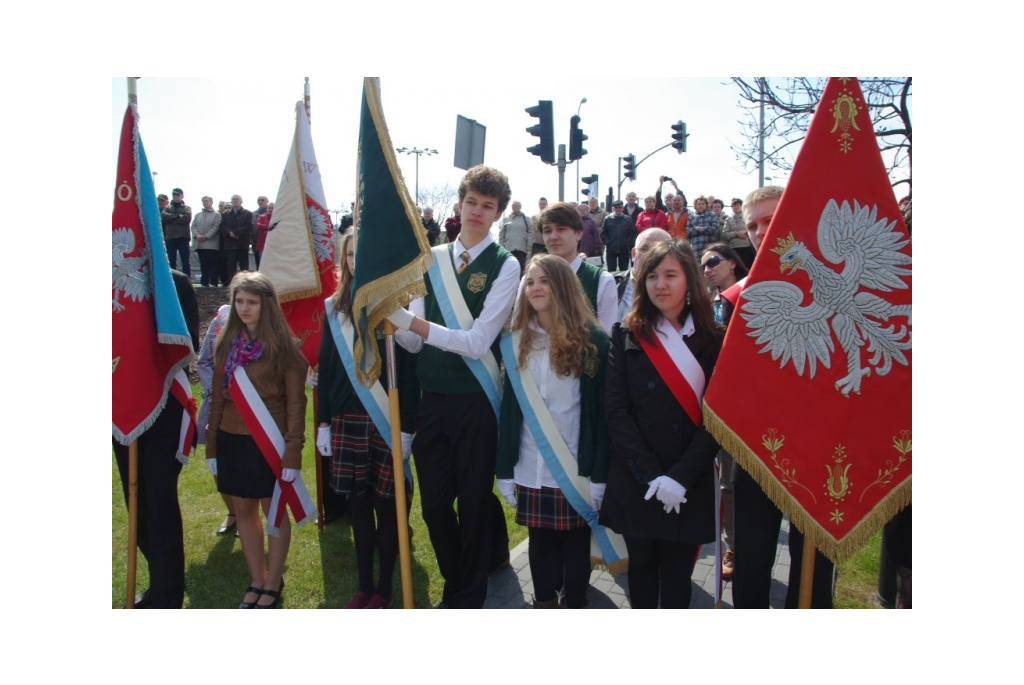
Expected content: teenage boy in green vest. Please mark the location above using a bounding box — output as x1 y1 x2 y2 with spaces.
536 201 618 332
388 165 518 608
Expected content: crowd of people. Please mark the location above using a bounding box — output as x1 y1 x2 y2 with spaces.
119 164 910 610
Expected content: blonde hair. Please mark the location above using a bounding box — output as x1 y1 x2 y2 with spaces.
511 255 598 377
214 271 303 377
743 185 784 210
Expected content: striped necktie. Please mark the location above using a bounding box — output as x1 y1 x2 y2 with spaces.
457 250 471 274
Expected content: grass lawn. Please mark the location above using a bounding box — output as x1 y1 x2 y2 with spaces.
114 385 887 608
112 384 525 609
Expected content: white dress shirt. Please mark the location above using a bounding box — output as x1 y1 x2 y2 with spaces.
513 323 581 489
394 235 520 359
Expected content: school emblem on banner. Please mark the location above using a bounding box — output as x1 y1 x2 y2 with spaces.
467 272 488 294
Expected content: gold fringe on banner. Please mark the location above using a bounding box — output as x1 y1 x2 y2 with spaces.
702 403 911 565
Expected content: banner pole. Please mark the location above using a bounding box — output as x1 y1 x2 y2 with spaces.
797 537 816 609
313 388 325 530
385 321 414 608
125 440 139 608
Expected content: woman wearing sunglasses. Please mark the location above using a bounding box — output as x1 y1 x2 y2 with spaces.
699 242 749 580
700 243 749 326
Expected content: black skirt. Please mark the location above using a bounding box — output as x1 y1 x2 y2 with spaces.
216 430 276 499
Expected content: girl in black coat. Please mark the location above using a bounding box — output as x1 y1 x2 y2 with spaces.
600 241 723 608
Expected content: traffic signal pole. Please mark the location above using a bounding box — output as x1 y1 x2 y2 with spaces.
617 142 674 197
557 144 567 202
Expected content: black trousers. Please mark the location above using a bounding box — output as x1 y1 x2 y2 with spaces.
197 250 219 287
528 526 591 607
112 403 186 609
221 248 249 286
624 536 699 609
413 392 507 608
732 466 835 608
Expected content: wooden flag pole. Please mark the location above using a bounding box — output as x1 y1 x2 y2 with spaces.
124 76 140 609
798 536 816 609
313 386 325 530
125 440 139 608
384 321 414 608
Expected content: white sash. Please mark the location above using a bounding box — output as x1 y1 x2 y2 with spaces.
656 315 706 401
425 244 502 417
500 331 628 572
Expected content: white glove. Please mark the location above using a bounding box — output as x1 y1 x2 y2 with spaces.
207 458 218 476
654 475 687 514
306 370 318 388
497 479 517 508
589 482 606 511
281 468 300 483
316 426 332 456
400 432 414 460
386 307 415 331
644 479 660 502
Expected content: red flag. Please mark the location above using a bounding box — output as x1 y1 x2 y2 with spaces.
112 103 194 445
703 78 911 563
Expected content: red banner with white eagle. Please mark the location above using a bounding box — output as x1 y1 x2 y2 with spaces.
112 102 194 445
703 77 911 563
259 100 339 367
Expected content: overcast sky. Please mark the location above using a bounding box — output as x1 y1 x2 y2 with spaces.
112 77 791 226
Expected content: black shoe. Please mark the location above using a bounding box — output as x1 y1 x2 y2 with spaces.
215 514 237 536
256 579 284 609
238 586 262 609
133 591 152 609
321 511 343 525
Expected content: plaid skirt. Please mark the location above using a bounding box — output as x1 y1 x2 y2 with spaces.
329 413 395 499
515 485 588 531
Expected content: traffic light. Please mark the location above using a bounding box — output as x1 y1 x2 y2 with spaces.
623 154 637 181
569 115 588 161
582 174 598 197
525 100 555 164
671 120 688 154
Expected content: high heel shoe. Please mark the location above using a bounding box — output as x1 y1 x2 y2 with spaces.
255 578 284 609
238 586 262 609
216 514 237 536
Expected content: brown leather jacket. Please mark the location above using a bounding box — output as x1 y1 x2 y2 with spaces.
206 347 307 470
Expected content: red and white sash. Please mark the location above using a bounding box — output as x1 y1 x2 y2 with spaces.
719 276 748 309
227 366 316 536
635 315 706 426
169 369 197 464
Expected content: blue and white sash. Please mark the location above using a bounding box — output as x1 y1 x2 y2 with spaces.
500 330 628 573
425 244 502 417
325 300 393 451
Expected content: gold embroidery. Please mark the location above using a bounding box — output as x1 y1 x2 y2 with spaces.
762 428 817 504
823 444 852 525
583 354 598 378
112 356 121 373
467 272 488 294
859 430 911 502
830 88 862 154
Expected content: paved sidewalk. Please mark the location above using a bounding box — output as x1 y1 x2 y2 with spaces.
484 518 793 609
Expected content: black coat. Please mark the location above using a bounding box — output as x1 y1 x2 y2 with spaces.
220 207 253 249
599 322 721 544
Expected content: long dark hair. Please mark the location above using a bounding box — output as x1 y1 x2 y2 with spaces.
625 240 723 347
703 241 749 281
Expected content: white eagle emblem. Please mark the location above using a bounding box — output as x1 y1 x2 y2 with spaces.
308 206 335 263
740 199 912 396
112 227 151 312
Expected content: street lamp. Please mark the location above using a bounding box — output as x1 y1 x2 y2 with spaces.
575 97 587 203
396 146 438 207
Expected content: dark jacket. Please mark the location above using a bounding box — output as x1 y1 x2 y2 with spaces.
161 201 193 241
422 218 441 246
220 207 254 249
601 213 636 254
599 322 721 543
